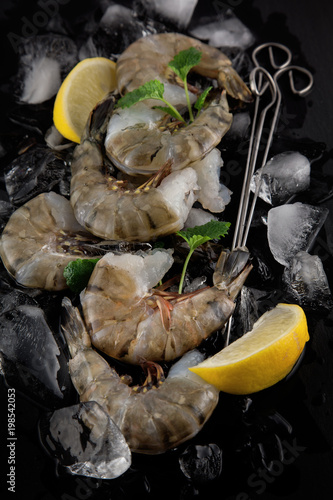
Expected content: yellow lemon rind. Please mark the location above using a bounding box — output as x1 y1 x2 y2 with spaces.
189 303 309 395
53 57 117 144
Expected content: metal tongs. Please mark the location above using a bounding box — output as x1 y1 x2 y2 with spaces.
225 42 314 346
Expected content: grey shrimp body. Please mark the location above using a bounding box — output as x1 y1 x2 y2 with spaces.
105 92 233 176
61 297 219 455
116 32 252 103
70 95 198 242
0 192 101 290
81 247 253 364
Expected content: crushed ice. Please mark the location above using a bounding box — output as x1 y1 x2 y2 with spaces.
15 34 78 104
283 251 333 310
267 202 329 267
39 401 131 479
179 443 222 483
251 152 311 205
140 0 198 29
190 10 255 49
0 298 73 408
4 145 70 204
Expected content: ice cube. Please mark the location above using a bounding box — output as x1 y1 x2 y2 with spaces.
267 202 329 267
230 286 282 342
16 34 78 104
21 57 61 104
0 301 73 408
140 0 198 28
283 251 333 310
4 145 68 204
250 152 311 205
179 443 222 483
39 401 131 479
190 10 255 49
79 3 163 60
183 275 207 293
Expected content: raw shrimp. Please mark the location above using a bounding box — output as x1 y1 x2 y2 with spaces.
61 296 220 455
81 247 253 364
70 94 199 242
0 192 102 291
105 91 233 175
116 32 253 103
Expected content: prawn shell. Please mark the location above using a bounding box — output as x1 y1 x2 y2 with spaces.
81 250 248 364
62 297 219 455
70 94 199 242
116 32 252 102
0 192 98 290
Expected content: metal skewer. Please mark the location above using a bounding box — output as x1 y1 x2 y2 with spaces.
224 42 314 347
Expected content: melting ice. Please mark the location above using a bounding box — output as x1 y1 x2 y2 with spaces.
251 152 311 205
16 34 78 104
190 10 255 49
179 443 222 483
79 3 163 60
267 202 329 267
0 296 73 408
283 251 333 310
39 401 131 479
139 0 198 28
4 145 69 205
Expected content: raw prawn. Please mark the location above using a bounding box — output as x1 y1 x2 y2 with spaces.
70 94 199 242
105 32 251 176
61 296 220 455
105 92 233 176
81 247 253 364
116 32 252 103
0 192 102 291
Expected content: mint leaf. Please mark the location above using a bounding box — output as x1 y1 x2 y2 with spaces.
63 258 100 294
176 220 230 294
116 79 185 123
168 47 202 123
117 80 165 108
168 47 202 82
194 86 213 113
177 220 230 246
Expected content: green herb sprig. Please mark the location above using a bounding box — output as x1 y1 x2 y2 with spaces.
167 47 202 122
176 220 230 294
63 258 100 294
117 47 211 123
117 80 185 123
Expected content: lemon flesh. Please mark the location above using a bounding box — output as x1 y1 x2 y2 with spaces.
53 57 117 143
189 303 309 395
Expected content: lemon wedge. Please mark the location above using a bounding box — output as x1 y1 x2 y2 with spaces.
189 303 309 394
53 57 117 143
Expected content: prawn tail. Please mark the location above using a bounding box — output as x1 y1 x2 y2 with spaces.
218 66 253 103
83 92 118 142
61 297 91 357
213 247 253 299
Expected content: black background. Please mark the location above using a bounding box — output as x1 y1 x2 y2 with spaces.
0 1 333 499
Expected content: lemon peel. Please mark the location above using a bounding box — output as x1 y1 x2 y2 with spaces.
53 57 117 143
189 303 309 395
